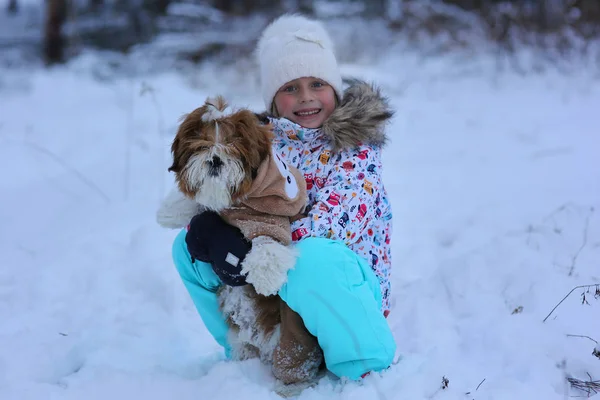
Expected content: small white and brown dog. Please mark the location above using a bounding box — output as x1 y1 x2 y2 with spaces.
156 96 309 363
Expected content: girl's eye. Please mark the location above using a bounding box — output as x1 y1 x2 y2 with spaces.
312 81 324 88
282 85 296 93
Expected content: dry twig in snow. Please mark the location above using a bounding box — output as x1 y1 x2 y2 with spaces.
568 374 600 397
543 284 600 322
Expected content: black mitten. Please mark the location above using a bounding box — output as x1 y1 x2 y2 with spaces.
185 211 252 286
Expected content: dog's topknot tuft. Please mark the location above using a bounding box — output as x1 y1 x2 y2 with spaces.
202 96 231 122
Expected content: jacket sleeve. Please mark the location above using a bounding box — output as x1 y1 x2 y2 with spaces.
290 144 384 246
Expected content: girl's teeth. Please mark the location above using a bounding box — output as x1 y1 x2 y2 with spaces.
296 110 319 116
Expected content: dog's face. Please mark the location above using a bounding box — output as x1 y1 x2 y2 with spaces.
169 96 273 211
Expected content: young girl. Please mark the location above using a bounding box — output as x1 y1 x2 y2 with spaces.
168 14 396 381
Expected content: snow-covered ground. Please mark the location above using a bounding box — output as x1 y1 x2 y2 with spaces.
1 48 599 400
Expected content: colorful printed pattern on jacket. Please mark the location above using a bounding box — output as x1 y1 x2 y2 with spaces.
270 118 393 313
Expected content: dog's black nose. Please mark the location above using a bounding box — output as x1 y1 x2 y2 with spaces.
207 155 223 176
209 156 223 168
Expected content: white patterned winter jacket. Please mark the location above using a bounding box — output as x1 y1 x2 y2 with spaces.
267 81 394 314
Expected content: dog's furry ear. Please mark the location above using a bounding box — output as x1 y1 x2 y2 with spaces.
168 133 182 173
254 112 270 125
168 108 205 173
232 110 274 167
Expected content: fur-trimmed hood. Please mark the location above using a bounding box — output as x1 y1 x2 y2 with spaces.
322 80 393 151
265 80 393 152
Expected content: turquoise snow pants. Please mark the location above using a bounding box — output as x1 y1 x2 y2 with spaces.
172 229 396 380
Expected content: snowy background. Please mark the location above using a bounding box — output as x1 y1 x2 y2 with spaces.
1 2 600 399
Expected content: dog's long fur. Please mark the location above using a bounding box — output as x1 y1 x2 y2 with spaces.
163 96 301 364
168 97 273 208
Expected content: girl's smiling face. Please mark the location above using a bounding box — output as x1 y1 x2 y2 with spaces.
273 77 336 129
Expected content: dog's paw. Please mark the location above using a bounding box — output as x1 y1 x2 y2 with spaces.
241 236 297 296
156 188 201 229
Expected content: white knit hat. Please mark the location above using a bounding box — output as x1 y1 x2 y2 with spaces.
256 14 343 111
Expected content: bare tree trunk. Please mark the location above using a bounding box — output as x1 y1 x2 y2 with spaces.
386 0 403 25
538 0 554 32
155 0 170 14
364 0 385 17
44 0 67 65
7 0 18 14
214 0 282 15
212 0 235 14
89 0 102 11
536 0 567 32
576 0 600 23
297 0 313 15
145 0 171 15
